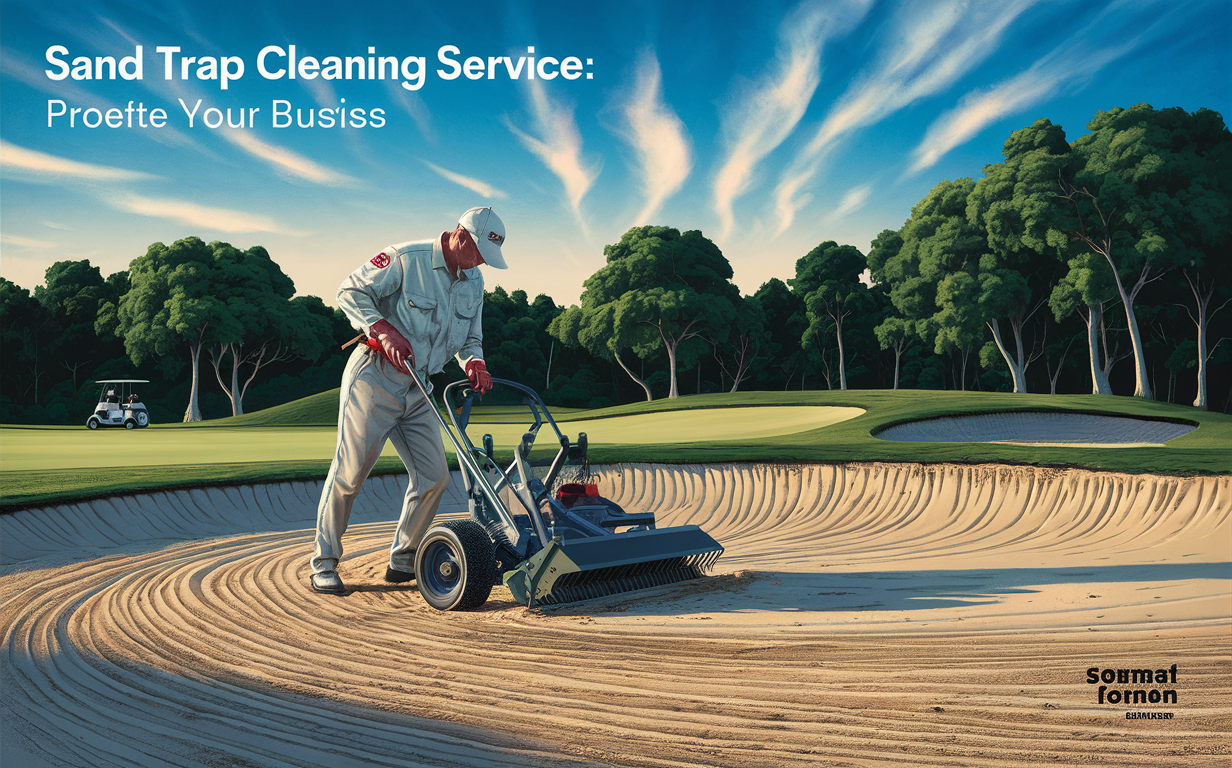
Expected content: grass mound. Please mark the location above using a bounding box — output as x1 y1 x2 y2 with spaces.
3 389 1228 511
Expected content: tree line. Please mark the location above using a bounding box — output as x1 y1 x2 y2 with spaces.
1 103 1227 424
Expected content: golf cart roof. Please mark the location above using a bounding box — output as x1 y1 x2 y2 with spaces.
95 379 150 384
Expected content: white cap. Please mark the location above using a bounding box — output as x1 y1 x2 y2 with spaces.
458 206 507 269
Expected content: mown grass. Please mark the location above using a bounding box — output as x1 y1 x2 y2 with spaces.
2 389 1227 511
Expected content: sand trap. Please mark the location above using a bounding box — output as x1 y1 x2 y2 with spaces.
2 464 1229 766
875 411 1196 446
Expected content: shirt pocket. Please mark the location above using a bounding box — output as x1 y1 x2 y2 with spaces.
448 289 483 350
403 291 437 365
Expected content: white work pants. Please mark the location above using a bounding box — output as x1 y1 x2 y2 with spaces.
311 347 449 575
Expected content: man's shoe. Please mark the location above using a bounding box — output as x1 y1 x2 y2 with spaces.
385 566 415 584
310 570 346 594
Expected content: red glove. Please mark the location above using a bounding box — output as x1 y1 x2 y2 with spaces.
368 319 414 374
465 359 492 394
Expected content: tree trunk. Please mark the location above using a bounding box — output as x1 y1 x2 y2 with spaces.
1083 304 1113 395
666 337 680 398
613 353 653 401
184 331 205 422
1183 271 1230 411
210 344 239 416
1104 262 1152 399
230 345 244 417
546 340 554 389
727 333 756 393
892 343 902 390
988 318 1027 393
836 316 847 391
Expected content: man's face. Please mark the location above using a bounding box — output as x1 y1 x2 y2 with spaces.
451 225 486 271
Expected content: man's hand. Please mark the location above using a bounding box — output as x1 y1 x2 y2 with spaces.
369 319 414 374
465 359 492 394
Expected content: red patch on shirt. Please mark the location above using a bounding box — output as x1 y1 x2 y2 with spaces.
370 252 390 268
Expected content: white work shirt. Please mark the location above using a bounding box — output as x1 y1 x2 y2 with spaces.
336 235 484 377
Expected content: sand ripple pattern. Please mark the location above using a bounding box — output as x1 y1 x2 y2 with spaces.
2 463 1229 767
599 463 1229 569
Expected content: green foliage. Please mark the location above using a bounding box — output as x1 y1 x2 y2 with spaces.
550 226 739 398
1069 104 1229 275
749 278 806 389
108 237 219 363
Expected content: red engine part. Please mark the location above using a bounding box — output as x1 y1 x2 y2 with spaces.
556 483 600 507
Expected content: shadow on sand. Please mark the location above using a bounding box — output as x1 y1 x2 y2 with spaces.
541 561 1232 616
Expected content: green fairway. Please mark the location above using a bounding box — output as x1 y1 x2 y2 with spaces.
0 406 862 473
2 390 1227 510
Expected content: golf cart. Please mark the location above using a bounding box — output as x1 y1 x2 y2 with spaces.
86 379 151 430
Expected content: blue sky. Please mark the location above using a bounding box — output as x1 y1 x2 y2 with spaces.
2 0 1229 307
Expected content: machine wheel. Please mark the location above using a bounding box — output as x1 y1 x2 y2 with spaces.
415 520 497 611
87 417 100 430
135 411 150 427
124 419 136 430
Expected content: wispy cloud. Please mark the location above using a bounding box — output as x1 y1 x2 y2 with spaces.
0 52 112 110
619 52 692 227
908 0 1171 173
1 141 157 181
386 81 435 144
221 132 356 186
1 234 57 249
112 192 285 233
773 0 1039 234
832 183 874 218
421 160 508 199
504 80 600 221
713 0 873 240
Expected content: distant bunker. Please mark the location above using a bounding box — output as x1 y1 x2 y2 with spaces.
874 411 1196 447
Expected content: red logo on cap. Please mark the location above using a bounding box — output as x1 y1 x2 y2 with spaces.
487 232 504 246
370 252 390 268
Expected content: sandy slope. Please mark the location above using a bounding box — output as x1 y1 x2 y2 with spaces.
2 464 1229 767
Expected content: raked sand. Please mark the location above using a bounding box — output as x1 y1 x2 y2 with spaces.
876 411 1196 446
2 463 1229 767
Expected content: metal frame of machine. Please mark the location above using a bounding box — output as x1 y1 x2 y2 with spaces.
410 376 724 610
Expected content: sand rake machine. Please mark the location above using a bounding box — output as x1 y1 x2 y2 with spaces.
409 375 724 610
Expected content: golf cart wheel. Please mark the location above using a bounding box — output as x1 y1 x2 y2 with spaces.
87 417 100 430
136 411 149 427
124 418 136 430
415 520 496 611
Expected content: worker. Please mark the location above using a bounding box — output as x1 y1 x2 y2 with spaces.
309 207 506 594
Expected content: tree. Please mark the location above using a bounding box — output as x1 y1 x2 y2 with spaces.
1050 252 1122 394
206 243 328 416
968 120 1075 393
876 179 988 390
1056 104 1231 399
100 237 228 422
790 241 868 390
1179 268 1231 410
749 278 806 390
482 286 560 392
35 260 128 392
867 230 917 389
550 226 738 399
0 278 52 405
712 295 768 392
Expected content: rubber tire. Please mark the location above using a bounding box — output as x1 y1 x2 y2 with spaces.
124 419 136 430
415 520 497 611
87 417 100 430
136 411 149 427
